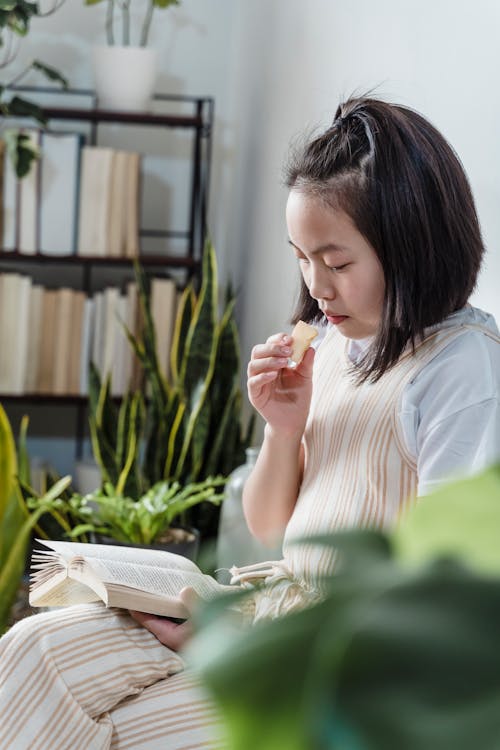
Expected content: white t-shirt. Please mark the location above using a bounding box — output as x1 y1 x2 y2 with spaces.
315 306 500 497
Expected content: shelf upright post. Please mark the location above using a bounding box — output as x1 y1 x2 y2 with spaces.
188 99 203 276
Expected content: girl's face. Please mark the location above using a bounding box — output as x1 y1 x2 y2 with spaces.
286 189 386 340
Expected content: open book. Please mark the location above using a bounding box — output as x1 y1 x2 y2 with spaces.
29 539 235 619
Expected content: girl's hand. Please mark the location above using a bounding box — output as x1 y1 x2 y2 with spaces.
129 587 201 652
247 332 315 437
129 611 192 651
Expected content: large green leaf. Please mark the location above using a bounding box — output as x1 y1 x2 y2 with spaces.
391 464 500 575
0 404 16 531
170 284 195 384
179 238 218 400
193 529 500 750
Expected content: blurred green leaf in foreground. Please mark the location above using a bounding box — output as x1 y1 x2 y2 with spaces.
190 465 500 750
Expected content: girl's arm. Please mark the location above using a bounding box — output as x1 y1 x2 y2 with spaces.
243 333 315 546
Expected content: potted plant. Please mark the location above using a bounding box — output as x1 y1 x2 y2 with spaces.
84 0 180 111
43 476 227 561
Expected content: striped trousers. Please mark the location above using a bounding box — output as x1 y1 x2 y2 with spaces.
0 604 226 750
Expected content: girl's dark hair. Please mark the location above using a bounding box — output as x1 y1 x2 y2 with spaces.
285 96 485 382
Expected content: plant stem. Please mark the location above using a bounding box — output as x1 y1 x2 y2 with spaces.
106 0 115 45
3 62 33 87
120 0 131 46
140 0 155 47
37 0 67 18
0 31 20 69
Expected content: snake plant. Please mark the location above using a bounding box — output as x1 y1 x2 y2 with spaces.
89 239 254 532
0 406 72 634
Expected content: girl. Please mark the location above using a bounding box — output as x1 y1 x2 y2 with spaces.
1 96 499 748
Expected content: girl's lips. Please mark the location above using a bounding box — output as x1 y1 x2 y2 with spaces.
326 314 348 325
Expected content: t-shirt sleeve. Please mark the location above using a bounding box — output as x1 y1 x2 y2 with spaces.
416 398 500 497
397 326 500 497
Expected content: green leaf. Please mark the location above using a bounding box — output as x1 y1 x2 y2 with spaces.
153 0 180 7
0 404 16 531
7 95 46 124
391 464 500 576
193 528 500 750
32 60 68 89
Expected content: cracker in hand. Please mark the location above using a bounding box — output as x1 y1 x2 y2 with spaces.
288 320 318 367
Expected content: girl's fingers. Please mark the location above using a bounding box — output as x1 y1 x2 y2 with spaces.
247 356 289 377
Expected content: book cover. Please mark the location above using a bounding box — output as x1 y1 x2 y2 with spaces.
67 290 86 395
151 277 177 381
125 151 141 258
39 131 83 256
107 150 129 257
24 284 44 393
77 146 115 257
36 289 58 393
79 297 95 396
52 288 76 394
0 273 31 393
1 140 18 252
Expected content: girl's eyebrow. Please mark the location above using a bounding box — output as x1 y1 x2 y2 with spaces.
287 239 348 255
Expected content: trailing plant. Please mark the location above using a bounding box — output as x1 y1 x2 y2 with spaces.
191 465 500 750
84 0 180 47
0 0 68 176
89 239 254 536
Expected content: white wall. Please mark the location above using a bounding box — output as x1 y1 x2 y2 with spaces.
227 0 500 388
7 0 500 462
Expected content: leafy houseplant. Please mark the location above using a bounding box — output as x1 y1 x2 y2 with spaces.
89 239 254 541
191 465 500 750
0 0 68 176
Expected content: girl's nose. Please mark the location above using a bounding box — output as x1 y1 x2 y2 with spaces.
308 265 335 301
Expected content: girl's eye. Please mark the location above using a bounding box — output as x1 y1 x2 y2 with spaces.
328 263 350 272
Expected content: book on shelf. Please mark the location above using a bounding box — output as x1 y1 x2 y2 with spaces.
77 146 115 257
68 290 86 395
17 128 42 256
52 288 76 395
107 150 129 258
24 284 44 393
0 273 31 393
124 151 141 258
39 131 83 256
36 289 58 393
79 296 95 396
29 539 234 619
1 138 17 252
151 277 177 381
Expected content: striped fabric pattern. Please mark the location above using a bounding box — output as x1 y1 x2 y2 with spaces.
0 604 226 749
283 323 476 589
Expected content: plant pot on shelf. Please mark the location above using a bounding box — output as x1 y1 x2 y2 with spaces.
92 45 157 112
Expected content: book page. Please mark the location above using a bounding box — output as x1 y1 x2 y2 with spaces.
36 539 200 573
89 558 231 601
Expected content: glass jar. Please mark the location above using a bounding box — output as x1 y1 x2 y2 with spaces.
216 446 282 582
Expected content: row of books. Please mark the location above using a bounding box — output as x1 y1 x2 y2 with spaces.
0 132 141 258
0 272 178 397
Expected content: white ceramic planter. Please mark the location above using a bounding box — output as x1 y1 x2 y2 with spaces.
92 45 157 112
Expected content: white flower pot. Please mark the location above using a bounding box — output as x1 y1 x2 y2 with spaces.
92 45 157 112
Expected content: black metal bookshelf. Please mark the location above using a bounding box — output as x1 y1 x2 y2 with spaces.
0 85 214 464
